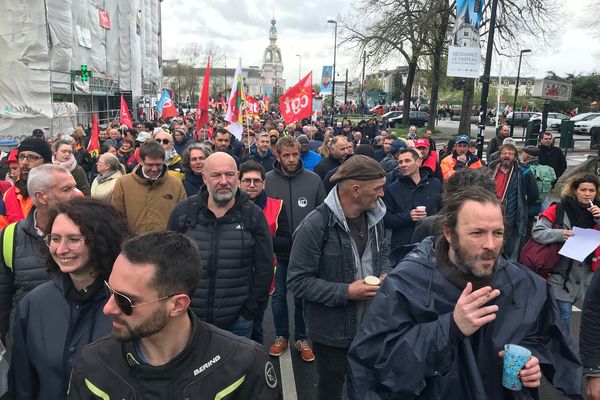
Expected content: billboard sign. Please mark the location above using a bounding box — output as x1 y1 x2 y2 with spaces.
531 79 572 102
447 0 484 78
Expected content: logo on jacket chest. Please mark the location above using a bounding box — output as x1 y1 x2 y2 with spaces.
193 354 221 376
297 197 307 208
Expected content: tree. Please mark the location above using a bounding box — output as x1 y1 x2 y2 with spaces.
391 71 404 102
365 77 383 93
342 0 559 131
341 0 436 125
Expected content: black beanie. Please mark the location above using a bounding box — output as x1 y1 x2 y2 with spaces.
18 138 52 163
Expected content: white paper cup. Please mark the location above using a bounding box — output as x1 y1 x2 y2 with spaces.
364 276 380 286
416 206 426 212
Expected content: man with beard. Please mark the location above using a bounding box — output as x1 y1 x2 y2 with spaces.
488 143 538 261
167 152 273 339
265 137 324 362
314 135 353 180
154 130 184 179
287 155 391 399
347 186 582 400
67 231 282 400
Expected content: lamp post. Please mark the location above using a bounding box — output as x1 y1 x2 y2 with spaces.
476 0 499 159
509 49 532 136
327 19 338 127
296 54 301 81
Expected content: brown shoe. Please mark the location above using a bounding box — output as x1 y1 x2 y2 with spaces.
295 339 315 362
269 337 289 357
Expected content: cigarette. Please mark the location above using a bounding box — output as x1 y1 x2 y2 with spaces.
590 199 595 207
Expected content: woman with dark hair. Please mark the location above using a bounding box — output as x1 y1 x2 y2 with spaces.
532 172 600 334
10 198 131 400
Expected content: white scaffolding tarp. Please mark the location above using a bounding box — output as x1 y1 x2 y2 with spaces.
0 0 53 134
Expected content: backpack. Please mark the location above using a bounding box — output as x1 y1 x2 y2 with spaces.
518 203 568 277
528 164 556 203
1 223 16 270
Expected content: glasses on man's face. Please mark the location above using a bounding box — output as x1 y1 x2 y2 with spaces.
44 234 86 250
104 281 173 316
156 138 171 145
18 154 43 162
241 178 264 186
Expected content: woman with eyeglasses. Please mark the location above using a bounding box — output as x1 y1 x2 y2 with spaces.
10 197 131 400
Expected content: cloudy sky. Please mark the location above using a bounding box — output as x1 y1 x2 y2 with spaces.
161 0 600 89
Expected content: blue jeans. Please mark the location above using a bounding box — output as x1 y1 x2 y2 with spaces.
227 316 253 339
556 299 572 335
272 259 307 340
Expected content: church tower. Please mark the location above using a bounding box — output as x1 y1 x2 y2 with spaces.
262 18 284 98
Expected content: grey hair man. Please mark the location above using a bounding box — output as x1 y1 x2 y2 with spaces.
0 164 79 343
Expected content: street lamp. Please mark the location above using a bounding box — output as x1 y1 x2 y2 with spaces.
296 54 301 81
510 49 532 136
327 19 338 127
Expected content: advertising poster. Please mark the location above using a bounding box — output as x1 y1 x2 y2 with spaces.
447 0 484 78
320 66 333 94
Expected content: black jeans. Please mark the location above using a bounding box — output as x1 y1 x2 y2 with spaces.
313 342 349 400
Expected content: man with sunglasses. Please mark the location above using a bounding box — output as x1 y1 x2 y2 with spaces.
111 140 186 234
68 231 282 399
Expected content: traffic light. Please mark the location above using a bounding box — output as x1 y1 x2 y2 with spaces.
81 65 91 81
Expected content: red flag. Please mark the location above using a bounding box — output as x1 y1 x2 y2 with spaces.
245 94 259 116
196 57 211 139
87 113 100 157
279 72 313 125
159 90 178 119
120 94 133 128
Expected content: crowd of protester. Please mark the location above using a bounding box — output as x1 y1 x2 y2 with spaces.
0 104 598 400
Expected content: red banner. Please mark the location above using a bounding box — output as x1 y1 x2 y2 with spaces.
87 113 100 157
119 94 133 128
99 9 111 29
196 57 211 139
279 72 313 125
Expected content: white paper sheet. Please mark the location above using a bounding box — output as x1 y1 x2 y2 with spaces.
558 227 600 262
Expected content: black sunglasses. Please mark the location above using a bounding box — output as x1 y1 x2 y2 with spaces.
156 138 171 145
105 281 173 316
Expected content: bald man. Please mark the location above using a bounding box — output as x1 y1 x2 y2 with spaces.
167 152 274 339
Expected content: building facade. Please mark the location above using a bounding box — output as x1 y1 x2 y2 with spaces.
0 0 162 138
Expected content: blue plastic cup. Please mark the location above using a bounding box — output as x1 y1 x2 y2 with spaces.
502 344 532 391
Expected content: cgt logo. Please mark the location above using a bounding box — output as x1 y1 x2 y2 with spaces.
283 95 309 116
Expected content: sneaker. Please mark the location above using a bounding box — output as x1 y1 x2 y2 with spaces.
269 337 289 357
295 339 315 362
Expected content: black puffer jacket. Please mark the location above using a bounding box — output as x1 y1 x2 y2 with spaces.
167 188 273 329
0 209 48 339
11 275 110 400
